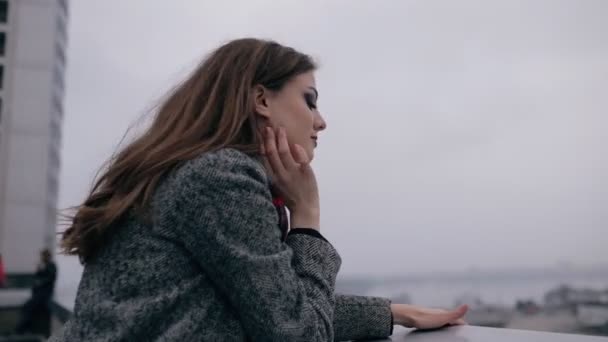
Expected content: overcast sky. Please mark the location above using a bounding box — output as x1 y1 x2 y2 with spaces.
58 0 607 277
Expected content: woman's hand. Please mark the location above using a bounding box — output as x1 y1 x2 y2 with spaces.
261 127 320 230
391 304 468 330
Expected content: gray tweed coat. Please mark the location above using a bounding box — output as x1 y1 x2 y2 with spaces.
49 148 393 341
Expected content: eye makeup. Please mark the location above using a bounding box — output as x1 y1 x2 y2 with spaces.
304 92 317 109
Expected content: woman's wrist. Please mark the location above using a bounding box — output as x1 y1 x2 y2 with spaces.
391 304 414 327
290 206 320 230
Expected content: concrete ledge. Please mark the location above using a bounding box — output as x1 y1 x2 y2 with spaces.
384 325 608 341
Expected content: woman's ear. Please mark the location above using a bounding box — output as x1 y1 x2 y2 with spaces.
253 85 272 119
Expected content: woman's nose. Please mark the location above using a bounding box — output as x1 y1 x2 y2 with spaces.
314 112 327 132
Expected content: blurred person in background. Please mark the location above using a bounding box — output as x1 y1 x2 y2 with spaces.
15 249 57 334
51 38 467 341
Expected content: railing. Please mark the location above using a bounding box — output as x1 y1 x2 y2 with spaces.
384 325 608 341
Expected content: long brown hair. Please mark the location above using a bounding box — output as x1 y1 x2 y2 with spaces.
60 38 316 263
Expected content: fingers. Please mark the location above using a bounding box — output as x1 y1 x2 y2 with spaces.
439 305 467 325
450 318 467 325
447 305 468 324
453 305 468 318
456 304 469 316
406 304 469 330
291 144 310 165
261 155 276 182
276 127 299 171
262 127 302 182
259 136 266 154
264 127 287 179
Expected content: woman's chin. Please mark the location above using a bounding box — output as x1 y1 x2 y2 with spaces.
304 147 315 162
296 141 315 162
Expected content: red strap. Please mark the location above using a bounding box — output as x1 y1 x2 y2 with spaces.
272 197 285 206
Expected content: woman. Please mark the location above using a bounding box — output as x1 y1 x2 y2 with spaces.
51 38 467 341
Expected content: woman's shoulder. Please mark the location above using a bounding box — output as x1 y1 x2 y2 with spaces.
170 147 269 192
150 148 273 225
189 147 260 168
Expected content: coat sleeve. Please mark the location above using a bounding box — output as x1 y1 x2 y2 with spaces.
333 294 394 341
171 150 342 341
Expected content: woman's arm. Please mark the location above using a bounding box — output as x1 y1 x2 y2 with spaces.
168 149 341 341
334 294 393 341
333 296 469 340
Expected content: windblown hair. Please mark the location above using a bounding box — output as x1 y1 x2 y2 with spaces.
60 38 316 263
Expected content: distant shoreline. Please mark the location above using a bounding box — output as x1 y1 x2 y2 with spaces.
338 265 608 284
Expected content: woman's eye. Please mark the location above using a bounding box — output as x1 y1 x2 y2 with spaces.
305 94 317 109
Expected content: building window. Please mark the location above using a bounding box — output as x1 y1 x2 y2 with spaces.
0 1 7 24
0 32 5 56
